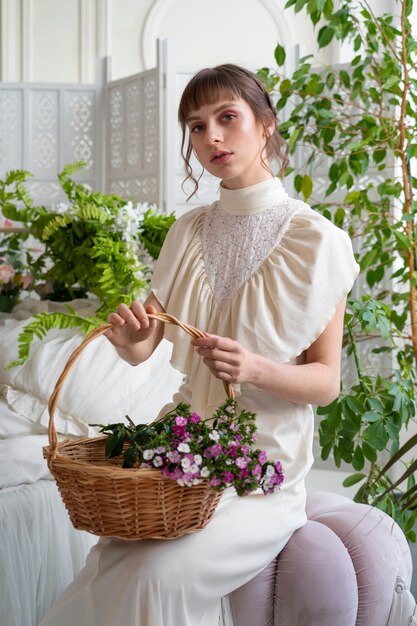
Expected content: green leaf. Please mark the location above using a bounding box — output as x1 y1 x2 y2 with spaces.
363 420 389 451
362 411 381 423
318 26 334 48
362 441 377 463
352 446 365 471
301 174 313 200
275 44 286 67
343 473 366 487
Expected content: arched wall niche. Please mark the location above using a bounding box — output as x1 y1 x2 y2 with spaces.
141 0 295 71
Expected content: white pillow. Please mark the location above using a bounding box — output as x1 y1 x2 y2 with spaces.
0 397 45 439
0 317 183 437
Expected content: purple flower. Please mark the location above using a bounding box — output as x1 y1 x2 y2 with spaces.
251 464 262 476
166 450 180 463
190 412 201 423
204 443 222 459
175 416 187 427
223 471 234 483
210 477 222 487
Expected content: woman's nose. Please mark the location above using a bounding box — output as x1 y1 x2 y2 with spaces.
206 124 223 146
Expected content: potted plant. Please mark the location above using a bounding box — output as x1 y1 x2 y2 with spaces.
259 0 417 540
0 162 175 366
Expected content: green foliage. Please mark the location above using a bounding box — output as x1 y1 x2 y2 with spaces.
266 0 417 537
5 308 98 368
139 208 176 259
1 162 176 364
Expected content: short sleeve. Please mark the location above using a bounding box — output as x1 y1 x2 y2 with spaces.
249 203 360 362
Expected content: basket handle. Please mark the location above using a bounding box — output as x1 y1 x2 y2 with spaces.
47 312 235 455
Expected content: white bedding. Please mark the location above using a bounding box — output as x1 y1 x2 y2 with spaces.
0 479 98 626
0 434 51 489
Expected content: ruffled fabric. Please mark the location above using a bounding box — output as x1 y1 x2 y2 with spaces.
151 200 360 414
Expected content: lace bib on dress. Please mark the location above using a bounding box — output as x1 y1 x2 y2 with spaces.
201 178 296 307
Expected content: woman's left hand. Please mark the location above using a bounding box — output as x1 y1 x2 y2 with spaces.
191 334 257 384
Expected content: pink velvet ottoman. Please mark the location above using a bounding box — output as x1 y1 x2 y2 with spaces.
229 492 416 626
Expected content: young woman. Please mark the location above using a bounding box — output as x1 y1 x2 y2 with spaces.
40 64 359 626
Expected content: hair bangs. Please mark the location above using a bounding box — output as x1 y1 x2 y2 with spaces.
178 70 242 125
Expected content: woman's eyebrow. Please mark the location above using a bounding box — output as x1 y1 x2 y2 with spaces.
186 102 239 123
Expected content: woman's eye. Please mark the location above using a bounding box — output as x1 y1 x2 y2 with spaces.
190 124 204 133
222 113 236 122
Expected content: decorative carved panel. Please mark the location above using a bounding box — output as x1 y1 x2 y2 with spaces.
126 81 141 169
143 76 157 168
109 86 124 171
66 91 95 170
108 176 158 202
0 91 22 174
30 90 58 174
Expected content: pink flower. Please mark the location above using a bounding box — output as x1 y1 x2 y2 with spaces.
223 471 234 483
210 477 222 487
0 265 15 285
251 464 262 476
175 416 187 427
22 272 32 289
236 457 248 469
258 451 268 464
189 412 200 423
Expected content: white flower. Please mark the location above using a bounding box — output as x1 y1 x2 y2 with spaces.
155 446 166 454
192 478 201 486
53 202 70 214
189 464 199 474
181 458 191 472
177 442 190 453
209 430 220 441
200 467 210 478
194 454 202 465
266 466 275 477
153 455 163 467
143 449 154 460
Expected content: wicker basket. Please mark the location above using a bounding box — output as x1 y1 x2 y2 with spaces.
43 312 234 541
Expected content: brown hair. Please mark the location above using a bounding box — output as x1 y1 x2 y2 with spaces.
178 63 289 199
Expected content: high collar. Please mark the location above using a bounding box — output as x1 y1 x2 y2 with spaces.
218 178 289 215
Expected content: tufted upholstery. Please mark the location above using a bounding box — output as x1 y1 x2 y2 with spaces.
229 492 416 626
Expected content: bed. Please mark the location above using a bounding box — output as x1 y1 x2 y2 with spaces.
0 300 183 626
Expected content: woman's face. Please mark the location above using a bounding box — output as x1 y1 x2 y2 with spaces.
185 97 274 189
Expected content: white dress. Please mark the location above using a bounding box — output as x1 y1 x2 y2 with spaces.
39 178 359 626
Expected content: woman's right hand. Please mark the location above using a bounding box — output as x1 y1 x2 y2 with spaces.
105 301 158 349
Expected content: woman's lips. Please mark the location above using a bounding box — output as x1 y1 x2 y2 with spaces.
210 151 232 165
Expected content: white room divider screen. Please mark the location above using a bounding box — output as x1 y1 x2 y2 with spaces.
0 40 177 213
0 80 99 204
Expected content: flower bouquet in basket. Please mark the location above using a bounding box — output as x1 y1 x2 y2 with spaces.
95 400 284 498
44 314 284 542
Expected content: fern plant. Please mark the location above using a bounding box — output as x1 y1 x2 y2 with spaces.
0 162 175 364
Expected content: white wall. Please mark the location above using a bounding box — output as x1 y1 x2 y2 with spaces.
0 0 330 83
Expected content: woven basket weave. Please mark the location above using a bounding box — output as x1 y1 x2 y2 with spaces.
43 312 234 541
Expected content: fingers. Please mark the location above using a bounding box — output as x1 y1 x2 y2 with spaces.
191 334 235 351
106 301 155 332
